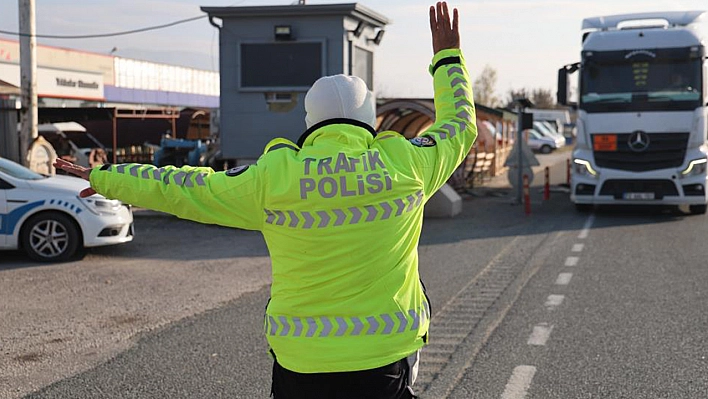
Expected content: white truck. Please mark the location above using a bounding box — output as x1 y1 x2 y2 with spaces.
557 11 708 213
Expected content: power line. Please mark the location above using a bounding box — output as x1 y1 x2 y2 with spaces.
0 15 207 39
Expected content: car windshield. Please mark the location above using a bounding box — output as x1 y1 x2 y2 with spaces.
528 130 543 139
533 122 556 136
0 157 46 180
541 121 560 134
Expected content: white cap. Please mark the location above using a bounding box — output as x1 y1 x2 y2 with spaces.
304 74 376 129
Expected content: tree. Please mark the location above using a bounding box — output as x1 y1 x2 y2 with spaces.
505 87 557 109
504 88 530 109
530 88 555 109
473 65 500 107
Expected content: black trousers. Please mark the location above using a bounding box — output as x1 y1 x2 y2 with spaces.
271 358 417 399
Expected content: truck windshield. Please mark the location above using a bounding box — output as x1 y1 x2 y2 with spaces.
580 47 703 112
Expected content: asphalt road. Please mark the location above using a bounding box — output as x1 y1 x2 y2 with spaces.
449 205 708 399
18 192 568 398
8 151 708 398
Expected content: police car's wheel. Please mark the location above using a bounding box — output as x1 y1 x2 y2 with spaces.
540 145 552 154
21 212 80 262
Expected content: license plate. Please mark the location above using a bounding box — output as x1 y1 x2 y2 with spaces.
623 192 655 200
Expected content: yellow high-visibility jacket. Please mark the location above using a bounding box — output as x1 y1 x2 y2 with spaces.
90 48 477 373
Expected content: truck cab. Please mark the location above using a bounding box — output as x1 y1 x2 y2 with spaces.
558 11 708 213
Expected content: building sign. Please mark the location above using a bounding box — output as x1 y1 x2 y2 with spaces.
38 67 104 100
0 40 18 63
0 48 14 62
0 62 104 100
55 77 100 90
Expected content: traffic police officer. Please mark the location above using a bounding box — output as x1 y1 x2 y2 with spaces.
55 2 475 397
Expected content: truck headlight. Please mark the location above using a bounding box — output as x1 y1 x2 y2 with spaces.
79 196 123 216
574 159 598 178
680 158 707 178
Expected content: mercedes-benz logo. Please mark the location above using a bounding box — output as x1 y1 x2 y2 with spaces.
628 131 650 152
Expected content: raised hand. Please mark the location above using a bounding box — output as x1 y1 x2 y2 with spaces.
429 1 460 54
53 158 97 198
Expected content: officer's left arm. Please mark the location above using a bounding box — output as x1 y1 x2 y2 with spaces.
406 4 478 196
409 49 478 196
89 163 264 230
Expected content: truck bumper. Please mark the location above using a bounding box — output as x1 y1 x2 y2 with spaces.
571 172 708 206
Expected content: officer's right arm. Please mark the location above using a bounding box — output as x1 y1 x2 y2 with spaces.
89 163 264 230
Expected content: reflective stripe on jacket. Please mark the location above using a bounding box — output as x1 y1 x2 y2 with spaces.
89 48 477 373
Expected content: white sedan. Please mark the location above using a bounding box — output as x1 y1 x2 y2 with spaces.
527 129 565 154
0 157 133 262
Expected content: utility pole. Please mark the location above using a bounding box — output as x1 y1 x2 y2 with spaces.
19 0 38 166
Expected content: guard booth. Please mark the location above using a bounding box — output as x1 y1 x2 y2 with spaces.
201 3 389 163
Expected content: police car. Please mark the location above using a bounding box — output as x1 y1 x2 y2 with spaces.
0 156 133 262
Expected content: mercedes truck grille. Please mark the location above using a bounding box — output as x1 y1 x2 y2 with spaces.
593 133 689 172
599 179 679 199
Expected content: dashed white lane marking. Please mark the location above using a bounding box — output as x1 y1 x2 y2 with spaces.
499 218 592 399
578 214 595 239
527 323 554 346
500 365 537 399
544 294 564 310
555 273 573 285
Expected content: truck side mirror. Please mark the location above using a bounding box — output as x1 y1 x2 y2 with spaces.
557 68 569 106
557 62 580 107
704 59 708 105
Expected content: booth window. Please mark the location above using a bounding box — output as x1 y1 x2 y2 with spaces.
240 42 323 90
353 46 373 90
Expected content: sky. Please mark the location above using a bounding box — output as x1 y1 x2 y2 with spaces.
1 0 707 100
